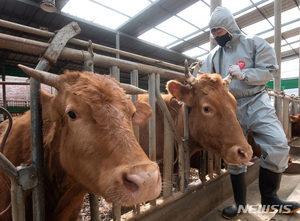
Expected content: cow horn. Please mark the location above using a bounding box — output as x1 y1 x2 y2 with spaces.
223 74 233 87
120 83 147 94
184 60 197 85
189 61 203 77
18 64 60 88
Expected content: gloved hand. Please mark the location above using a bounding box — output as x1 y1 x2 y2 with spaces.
229 65 245 80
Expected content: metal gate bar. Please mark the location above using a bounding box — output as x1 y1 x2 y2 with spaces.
0 153 25 221
30 22 80 221
155 74 186 192
0 33 185 82
0 19 184 72
148 73 157 206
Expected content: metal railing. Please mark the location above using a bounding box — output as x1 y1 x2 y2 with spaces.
0 100 30 108
266 87 300 140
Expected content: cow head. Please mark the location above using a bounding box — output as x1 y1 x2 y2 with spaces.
18 65 161 206
166 61 253 166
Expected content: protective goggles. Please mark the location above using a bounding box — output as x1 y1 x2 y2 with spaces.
210 28 228 38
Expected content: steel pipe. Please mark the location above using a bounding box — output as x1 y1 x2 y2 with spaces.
268 92 300 102
163 112 174 198
274 0 282 92
10 178 26 221
131 70 139 139
274 0 282 114
183 105 190 187
200 151 207 185
210 0 222 50
0 107 13 153
30 21 80 221
0 19 184 71
155 74 185 192
1 61 7 119
130 70 141 214
0 33 185 81
148 73 156 206
282 98 289 137
0 153 18 180
112 203 121 221
0 152 26 221
110 66 120 82
83 44 99 221
154 76 183 146
0 82 30 85
276 97 283 124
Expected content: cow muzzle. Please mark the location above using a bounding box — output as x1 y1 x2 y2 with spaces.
223 145 253 166
105 162 162 206
122 162 161 205
238 149 254 166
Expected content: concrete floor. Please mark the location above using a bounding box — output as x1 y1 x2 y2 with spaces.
199 149 300 221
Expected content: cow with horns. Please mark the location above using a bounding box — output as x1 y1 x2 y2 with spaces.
139 60 254 169
0 65 161 221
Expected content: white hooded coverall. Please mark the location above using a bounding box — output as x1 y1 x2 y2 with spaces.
200 7 289 174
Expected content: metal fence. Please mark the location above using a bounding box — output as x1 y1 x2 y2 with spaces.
0 19 299 221
267 87 300 141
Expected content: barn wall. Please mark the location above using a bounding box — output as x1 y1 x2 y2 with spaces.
0 76 53 101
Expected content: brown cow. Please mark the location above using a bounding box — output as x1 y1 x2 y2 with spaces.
0 65 161 221
139 65 253 167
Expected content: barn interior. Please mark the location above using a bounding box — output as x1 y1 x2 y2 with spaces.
0 0 300 221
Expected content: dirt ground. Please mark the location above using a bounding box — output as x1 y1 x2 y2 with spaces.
79 195 113 221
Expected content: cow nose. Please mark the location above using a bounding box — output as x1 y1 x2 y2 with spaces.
238 149 247 160
123 169 160 193
122 163 161 204
123 173 140 193
237 147 253 163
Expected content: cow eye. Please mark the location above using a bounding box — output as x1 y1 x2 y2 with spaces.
68 111 77 120
203 106 211 113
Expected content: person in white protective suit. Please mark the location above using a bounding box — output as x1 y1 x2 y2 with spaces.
200 6 300 219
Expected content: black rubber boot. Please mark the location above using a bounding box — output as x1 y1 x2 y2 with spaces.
222 173 247 219
259 166 300 213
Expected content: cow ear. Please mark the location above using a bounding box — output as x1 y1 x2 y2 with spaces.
132 100 153 126
290 115 299 122
166 80 194 106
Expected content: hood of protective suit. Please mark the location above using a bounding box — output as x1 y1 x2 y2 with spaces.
209 7 241 36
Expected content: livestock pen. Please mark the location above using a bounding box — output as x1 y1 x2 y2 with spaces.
0 20 299 221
